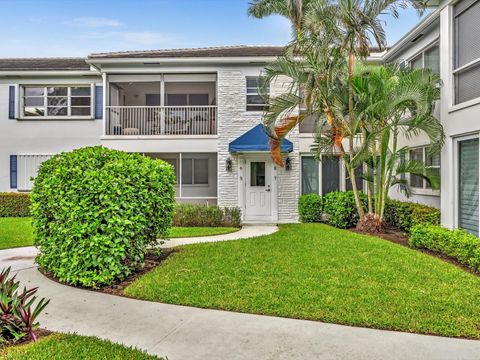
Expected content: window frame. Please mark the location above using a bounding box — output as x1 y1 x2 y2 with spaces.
300 154 365 196
181 157 209 186
246 76 270 112
454 134 480 235
453 0 480 105
20 84 95 120
407 41 440 74
408 145 441 194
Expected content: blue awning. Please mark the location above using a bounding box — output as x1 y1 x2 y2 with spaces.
228 124 293 153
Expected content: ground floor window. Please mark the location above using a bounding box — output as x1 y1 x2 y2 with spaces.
301 156 319 195
301 155 363 196
409 146 440 189
458 137 479 236
145 152 217 204
10 154 52 191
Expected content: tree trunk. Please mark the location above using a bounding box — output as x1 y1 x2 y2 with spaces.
356 212 386 233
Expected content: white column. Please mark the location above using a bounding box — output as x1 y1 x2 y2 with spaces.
179 152 182 198
160 75 165 135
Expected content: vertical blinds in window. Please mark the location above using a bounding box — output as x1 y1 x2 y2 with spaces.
454 0 480 104
301 157 319 195
455 0 480 68
458 138 479 236
322 156 340 195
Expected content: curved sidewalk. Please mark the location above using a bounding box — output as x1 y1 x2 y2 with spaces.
161 225 278 247
2 227 480 360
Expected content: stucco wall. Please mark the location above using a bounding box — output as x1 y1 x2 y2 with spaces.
0 77 103 192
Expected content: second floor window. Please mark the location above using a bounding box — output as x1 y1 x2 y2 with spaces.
409 146 440 189
409 44 439 74
22 85 92 117
246 76 269 112
454 0 480 104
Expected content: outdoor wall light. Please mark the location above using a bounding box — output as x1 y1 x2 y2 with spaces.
285 157 292 171
226 157 233 172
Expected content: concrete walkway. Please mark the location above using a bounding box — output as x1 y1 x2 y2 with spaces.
162 225 278 247
3 227 480 360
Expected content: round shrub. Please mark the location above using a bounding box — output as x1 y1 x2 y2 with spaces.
323 191 366 229
31 146 176 288
298 194 322 222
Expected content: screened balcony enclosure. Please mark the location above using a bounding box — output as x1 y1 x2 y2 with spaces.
106 74 217 136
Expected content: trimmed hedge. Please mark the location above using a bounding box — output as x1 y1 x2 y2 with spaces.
384 199 440 232
410 224 480 272
298 194 322 223
31 146 176 288
323 191 366 229
173 204 242 228
0 193 31 217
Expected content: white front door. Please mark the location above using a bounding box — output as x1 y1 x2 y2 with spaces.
245 158 272 220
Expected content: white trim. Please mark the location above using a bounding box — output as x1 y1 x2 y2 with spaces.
87 56 280 66
0 71 99 77
100 135 218 140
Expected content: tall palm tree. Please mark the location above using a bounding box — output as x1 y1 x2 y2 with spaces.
344 64 443 230
249 0 429 224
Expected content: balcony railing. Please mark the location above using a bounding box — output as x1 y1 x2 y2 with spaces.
105 106 217 136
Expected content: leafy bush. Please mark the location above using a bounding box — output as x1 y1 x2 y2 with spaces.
298 194 322 223
323 191 366 229
0 267 50 345
172 204 242 228
0 193 31 217
384 199 440 232
31 146 176 288
410 224 480 272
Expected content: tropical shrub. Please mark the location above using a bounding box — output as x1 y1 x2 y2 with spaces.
0 193 31 217
323 191 366 229
298 194 322 223
172 204 242 228
31 146 176 288
0 267 49 345
384 199 440 232
410 224 480 272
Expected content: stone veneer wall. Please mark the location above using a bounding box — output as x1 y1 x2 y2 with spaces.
216 68 299 222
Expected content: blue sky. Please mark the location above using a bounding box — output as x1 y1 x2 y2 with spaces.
0 0 427 57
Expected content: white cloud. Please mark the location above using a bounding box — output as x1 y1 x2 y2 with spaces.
70 17 123 28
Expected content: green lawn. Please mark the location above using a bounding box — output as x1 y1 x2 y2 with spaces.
125 223 480 339
0 333 161 359
0 217 238 250
0 217 34 250
168 227 239 238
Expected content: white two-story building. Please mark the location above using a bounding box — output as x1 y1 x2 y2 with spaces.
0 46 304 223
1 0 480 231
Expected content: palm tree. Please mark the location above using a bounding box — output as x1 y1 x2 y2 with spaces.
248 0 313 39
343 64 443 231
249 0 430 226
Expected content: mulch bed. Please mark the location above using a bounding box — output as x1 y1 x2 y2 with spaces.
40 249 176 296
351 227 479 276
351 226 409 246
101 249 175 296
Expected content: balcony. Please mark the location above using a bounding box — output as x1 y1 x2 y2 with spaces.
105 74 217 137
105 105 217 136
